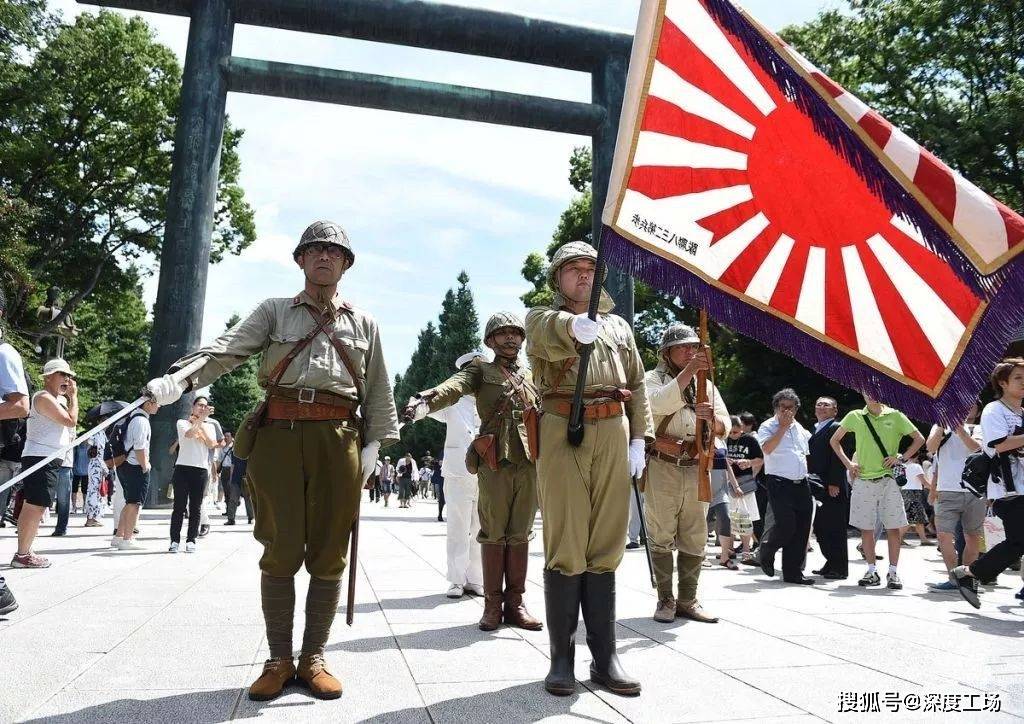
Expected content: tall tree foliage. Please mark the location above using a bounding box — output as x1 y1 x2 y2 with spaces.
0 7 255 342
209 313 262 434
392 272 481 458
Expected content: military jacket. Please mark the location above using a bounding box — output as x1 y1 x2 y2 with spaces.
173 290 399 447
645 362 731 442
525 292 653 442
424 358 537 466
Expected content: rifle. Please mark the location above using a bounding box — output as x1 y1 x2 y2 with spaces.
567 239 610 447
694 310 715 504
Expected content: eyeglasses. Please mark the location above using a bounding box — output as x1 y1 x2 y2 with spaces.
303 243 345 259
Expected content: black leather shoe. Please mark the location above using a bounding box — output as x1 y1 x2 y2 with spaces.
543 569 581 696
759 551 775 578
625 541 640 550
582 572 640 696
783 576 816 585
823 571 847 580
811 568 828 575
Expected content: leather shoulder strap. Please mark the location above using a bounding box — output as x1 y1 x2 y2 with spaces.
303 305 364 404
499 365 535 411
550 357 576 392
266 309 337 386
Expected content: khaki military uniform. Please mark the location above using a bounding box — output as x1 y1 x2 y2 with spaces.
525 292 653 576
174 290 399 579
424 357 538 545
644 363 730 606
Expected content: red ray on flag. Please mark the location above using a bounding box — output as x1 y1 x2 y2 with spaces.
601 0 1024 423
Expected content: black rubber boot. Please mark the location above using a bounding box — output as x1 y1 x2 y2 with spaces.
543 569 581 696
581 571 641 696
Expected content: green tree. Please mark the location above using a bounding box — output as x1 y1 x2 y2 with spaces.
209 313 262 433
782 0 1023 212
0 10 255 338
392 271 482 458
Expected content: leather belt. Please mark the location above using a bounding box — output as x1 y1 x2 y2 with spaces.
544 399 624 421
266 385 354 408
544 388 633 403
650 450 699 468
265 398 354 422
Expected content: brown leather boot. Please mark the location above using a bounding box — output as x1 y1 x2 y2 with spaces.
247 657 296 701
296 653 343 699
503 542 543 630
479 542 505 631
676 601 719 623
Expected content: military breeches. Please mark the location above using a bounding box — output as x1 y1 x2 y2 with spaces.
537 412 631 576
644 459 708 558
247 419 361 580
477 462 537 546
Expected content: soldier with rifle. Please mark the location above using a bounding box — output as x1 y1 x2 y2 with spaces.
525 241 653 697
404 312 543 633
644 323 731 624
145 221 399 702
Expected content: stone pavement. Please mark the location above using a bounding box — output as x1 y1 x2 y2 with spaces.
2 498 1024 723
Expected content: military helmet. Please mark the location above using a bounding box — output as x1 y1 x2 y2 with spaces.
484 312 526 341
293 220 355 266
659 323 700 352
547 241 605 291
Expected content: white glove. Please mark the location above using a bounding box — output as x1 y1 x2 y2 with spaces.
405 396 428 422
146 374 184 406
571 313 601 345
361 441 381 483
628 439 647 479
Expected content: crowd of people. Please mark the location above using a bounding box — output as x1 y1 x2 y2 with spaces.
1 228 1022 704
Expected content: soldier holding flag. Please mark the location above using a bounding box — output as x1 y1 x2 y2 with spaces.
525 241 653 697
146 221 399 702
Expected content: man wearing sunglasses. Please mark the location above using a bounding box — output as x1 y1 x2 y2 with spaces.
146 221 399 702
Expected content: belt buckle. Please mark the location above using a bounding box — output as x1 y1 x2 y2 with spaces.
298 388 316 404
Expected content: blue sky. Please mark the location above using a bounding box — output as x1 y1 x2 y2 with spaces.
52 0 843 377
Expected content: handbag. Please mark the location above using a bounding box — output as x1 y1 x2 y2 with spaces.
862 415 908 487
471 434 499 472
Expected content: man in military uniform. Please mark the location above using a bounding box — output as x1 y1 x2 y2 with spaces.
525 242 653 697
146 221 399 702
644 324 731 624
405 313 542 633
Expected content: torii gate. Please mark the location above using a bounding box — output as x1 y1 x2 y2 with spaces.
78 0 636 503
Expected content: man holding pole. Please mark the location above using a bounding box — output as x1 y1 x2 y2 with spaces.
145 221 398 702
643 323 730 624
525 241 653 697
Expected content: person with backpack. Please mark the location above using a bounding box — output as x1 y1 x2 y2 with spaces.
0 285 30 612
829 392 925 590
110 398 159 551
951 359 1024 608
13 359 79 568
925 403 984 591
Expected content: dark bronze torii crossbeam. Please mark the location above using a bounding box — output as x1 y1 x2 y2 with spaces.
77 0 636 503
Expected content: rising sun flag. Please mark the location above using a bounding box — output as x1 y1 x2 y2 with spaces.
601 0 1024 423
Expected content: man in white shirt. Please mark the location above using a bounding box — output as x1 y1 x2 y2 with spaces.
926 403 984 591
756 388 814 585
0 286 29 612
114 399 159 550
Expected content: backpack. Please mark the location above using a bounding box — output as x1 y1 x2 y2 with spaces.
103 411 147 468
960 451 993 499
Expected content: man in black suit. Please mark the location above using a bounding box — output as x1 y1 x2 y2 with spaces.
809 397 853 579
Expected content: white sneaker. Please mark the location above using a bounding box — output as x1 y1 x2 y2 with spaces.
464 583 485 597
446 583 464 598
117 538 144 551
185 542 196 553
110 536 123 549
168 542 179 553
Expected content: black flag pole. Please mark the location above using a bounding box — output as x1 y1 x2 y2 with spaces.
566 235 610 447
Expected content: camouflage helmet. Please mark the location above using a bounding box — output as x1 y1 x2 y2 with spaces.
484 312 526 342
293 220 355 266
546 240 605 292
659 322 700 352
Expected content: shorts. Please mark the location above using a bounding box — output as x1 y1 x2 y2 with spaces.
707 501 731 538
19 456 60 507
850 476 908 531
901 489 928 525
71 474 88 495
935 490 986 536
118 463 150 505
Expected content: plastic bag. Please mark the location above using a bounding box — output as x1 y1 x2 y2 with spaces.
728 493 754 537
984 513 1005 550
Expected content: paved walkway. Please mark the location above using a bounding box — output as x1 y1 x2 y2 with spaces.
2 498 1024 723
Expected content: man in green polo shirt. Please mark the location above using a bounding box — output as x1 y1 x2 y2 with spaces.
829 393 925 590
